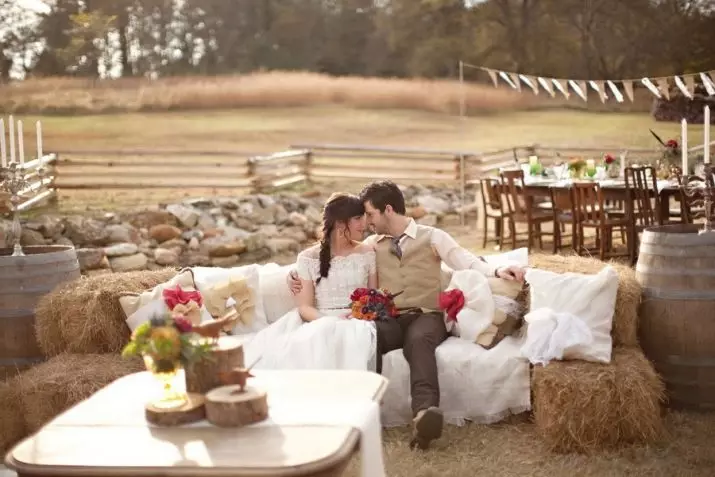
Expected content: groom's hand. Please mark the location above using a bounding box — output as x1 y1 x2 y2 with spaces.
496 265 526 282
287 270 303 295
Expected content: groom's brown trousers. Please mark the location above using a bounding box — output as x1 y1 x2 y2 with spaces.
375 309 448 416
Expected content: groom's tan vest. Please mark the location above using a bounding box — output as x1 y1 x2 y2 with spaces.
375 225 443 311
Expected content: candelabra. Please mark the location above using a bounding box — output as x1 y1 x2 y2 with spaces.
682 164 715 235
1 160 46 256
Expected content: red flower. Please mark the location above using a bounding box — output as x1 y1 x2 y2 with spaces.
172 316 193 333
604 154 615 165
666 139 679 149
350 288 371 302
163 285 203 310
439 289 465 323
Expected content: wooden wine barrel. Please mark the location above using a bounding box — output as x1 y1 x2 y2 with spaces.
0 245 81 380
635 223 715 411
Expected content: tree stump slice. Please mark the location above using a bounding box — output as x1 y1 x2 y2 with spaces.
185 337 245 394
205 385 269 428
145 393 206 426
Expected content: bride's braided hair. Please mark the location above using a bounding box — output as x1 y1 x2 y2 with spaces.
316 193 365 286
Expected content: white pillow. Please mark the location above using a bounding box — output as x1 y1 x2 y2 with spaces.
258 263 296 324
524 266 618 363
120 269 213 332
192 265 266 334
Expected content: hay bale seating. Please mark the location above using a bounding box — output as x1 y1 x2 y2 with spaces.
35 268 178 356
5 253 662 457
0 354 143 454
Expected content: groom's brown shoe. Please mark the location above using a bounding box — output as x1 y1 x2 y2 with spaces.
409 406 443 450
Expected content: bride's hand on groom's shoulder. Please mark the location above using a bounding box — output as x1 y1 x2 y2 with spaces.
287 270 303 295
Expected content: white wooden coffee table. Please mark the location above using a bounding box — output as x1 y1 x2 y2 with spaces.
5 370 388 477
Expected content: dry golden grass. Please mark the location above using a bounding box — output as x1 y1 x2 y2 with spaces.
2 72 539 115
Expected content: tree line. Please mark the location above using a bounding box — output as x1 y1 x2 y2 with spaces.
2 0 714 83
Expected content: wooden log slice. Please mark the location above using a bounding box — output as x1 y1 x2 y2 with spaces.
205 385 269 428
145 393 206 426
185 337 245 394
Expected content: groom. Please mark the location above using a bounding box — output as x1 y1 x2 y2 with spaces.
289 180 526 449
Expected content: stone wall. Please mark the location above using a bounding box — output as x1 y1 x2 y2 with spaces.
0 185 468 275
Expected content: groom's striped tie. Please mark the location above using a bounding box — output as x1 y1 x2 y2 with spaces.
389 233 407 259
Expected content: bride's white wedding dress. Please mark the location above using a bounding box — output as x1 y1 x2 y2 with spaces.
244 249 377 371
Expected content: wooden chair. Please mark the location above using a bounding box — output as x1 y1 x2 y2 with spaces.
571 182 629 261
479 177 510 249
499 169 555 252
549 186 577 252
675 172 706 224
625 165 662 228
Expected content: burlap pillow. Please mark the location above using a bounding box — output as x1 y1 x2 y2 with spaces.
202 276 255 333
475 278 527 350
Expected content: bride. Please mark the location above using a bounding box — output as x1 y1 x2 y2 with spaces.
244 193 378 371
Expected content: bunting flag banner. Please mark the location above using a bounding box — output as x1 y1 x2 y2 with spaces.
519 74 539 95
568 80 587 101
622 80 635 102
461 62 715 103
656 78 671 100
607 80 624 103
538 77 555 97
702 72 715 96
486 69 498 88
552 79 569 99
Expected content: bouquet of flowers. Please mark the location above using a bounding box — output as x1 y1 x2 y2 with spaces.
349 288 402 321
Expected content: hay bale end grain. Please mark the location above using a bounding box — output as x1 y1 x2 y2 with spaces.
35 268 178 355
15 353 144 433
0 381 26 456
532 347 665 453
529 253 641 347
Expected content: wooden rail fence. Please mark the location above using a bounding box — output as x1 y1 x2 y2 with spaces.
4 141 713 215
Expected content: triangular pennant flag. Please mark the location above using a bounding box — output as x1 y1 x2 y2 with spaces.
607 80 624 103
656 77 671 100
538 77 555 97
509 73 522 92
701 72 715 96
642 78 662 99
622 80 635 102
577 80 588 101
674 76 691 99
552 79 569 99
519 74 539 95
685 74 696 97
499 71 518 90
589 80 608 102
486 69 499 88
568 80 587 101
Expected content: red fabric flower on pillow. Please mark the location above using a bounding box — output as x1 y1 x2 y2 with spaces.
439 289 465 323
163 285 204 310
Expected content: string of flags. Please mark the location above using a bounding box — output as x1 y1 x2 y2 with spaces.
462 62 715 102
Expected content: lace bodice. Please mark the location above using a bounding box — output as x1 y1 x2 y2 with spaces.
296 250 376 311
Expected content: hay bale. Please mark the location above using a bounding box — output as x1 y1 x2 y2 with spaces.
35 268 178 355
15 353 144 433
532 347 665 453
0 381 26 455
529 253 641 347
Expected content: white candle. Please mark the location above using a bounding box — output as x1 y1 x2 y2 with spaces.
529 155 538 166
8 115 15 164
18 119 24 166
0 118 6 167
681 118 688 174
36 120 43 163
704 105 710 164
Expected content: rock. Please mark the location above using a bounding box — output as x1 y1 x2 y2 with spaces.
303 207 322 224
20 228 46 246
182 251 211 267
416 195 451 215
237 248 272 264
188 236 200 250
288 211 308 227
203 236 247 258
31 216 64 238
55 236 75 247
408 206 428 220
210 255 240 267
76 248 106 272
244 233 268 252
104 242 139 257
160 238 187 251
202 228 224 239
197 213 217 230
281 226 308 243
85 269 113 277
149 224 182 243
63 216 109 246
109 253 148 272
105 224 139 244
266 238 300 254
417 214 439 227
127 210 178 229
154 248 179 266
167 203 200 228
